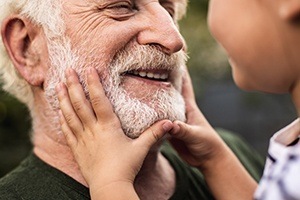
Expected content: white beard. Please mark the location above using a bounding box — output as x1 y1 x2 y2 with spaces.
44 39 187 138
105 80 186 138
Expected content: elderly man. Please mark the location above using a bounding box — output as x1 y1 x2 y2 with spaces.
0 0 263 199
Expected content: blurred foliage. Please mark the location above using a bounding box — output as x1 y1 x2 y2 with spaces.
179 0 232 99
0 88 32 176
0 90 31 140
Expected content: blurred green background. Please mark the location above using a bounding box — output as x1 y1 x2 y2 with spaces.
0 0 297 177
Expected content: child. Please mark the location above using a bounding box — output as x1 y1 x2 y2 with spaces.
207 0 300 199
57 0 300 199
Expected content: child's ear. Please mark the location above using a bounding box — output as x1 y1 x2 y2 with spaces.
279 0 300 21
1 15 47 87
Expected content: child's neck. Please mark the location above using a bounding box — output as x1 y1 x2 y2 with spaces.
291 80 300 117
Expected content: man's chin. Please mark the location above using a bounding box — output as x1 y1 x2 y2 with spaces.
106 78 186 141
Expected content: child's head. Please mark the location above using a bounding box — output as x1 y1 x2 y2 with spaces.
207 0 300 94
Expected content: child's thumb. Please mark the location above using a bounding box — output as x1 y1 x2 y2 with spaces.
137 120 173 148
169 121 192 141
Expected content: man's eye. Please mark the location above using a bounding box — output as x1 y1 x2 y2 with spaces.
161 3 175 19
106 2 134 15
165 8 175 18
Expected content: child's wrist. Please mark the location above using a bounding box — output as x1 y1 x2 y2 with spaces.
90 180 138 199
197 142 233 173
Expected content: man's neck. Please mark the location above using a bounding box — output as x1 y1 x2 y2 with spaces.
33 130 88 185
135 152 176 199
33 129 176 199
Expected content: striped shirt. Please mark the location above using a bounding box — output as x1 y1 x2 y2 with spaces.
255 118 300 200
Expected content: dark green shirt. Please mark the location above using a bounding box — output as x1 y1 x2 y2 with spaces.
0 130 264 200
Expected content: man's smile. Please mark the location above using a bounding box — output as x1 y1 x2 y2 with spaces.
126 70 169 81
121 69 172 88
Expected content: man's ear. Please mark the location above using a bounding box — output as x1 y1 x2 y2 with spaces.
279 0 300 21
1 15 47 87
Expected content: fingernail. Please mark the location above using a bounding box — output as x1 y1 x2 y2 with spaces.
56 83 67 98
163 121 173 131
65 68 72 76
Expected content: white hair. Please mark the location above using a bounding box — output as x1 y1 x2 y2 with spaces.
175 0 188 21
0 0 64 110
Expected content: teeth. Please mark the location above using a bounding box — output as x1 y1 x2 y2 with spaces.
139 71 147 77
154 74 160 79
130 71 169 80
161 74 168 79
146 72 154 78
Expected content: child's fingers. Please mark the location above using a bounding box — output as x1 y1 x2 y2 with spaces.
137 120 173 149
181 69 205 124
168 121 197 159
65 68 96 127
56 83 84 135
58 110 77 150
169 121 192 141
181 69 196 102
86 68 117 124
169 122 180 135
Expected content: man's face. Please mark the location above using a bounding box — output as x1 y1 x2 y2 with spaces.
44 0 187 138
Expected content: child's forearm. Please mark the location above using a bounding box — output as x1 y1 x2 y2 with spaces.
199 144 257 200
90 182 140 200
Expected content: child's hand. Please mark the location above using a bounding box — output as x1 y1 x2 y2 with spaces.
56 68 173 199
169 69 257 200
168 69 226 170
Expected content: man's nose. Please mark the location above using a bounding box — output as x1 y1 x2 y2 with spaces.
137 4 184 55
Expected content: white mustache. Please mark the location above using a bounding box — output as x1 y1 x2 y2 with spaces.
108 44 187 89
